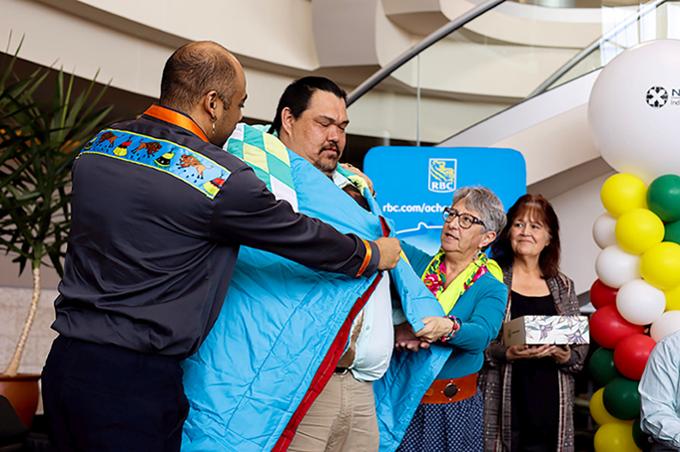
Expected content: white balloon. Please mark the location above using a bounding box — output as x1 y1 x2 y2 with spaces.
595 245 640 288
588 39 680 182
592 213 617 249
616 279 665 325
651 310 680 341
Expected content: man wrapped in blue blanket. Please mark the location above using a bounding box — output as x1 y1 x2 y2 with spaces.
181 77 452 452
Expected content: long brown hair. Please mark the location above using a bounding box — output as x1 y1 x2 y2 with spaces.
491 194 561 278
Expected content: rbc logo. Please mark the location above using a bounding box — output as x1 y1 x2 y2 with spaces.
428 158 457 193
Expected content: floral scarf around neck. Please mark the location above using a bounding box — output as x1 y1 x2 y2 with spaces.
422 251 503 315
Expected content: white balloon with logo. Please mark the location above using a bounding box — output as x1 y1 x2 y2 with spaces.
588 39 680 181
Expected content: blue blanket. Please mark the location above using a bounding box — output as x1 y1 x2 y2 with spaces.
181 124 451 451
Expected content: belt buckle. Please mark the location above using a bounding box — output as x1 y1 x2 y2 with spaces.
443 382 459 398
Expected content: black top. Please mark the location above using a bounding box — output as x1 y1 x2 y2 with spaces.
52 112 380 358
510 289 556 317
510 290 559 451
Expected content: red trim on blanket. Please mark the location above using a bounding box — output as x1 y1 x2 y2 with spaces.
273 272 384 451
379 216 391 237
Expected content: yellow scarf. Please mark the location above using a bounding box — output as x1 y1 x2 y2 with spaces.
421 251 503 315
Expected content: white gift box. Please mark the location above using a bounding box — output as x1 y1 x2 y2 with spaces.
502 315 590 346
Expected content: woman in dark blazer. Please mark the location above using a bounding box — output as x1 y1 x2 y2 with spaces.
482 194 588 452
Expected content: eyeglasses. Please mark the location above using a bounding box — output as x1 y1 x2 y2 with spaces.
442 207 485 229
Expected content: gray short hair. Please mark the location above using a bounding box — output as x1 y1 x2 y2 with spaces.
452 186 506 235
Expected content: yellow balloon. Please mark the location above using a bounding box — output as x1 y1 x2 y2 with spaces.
641 242 680 290
666 285 680 311
601 173 648 218
616 208 665 255
594 423 640 452
590 388 621 425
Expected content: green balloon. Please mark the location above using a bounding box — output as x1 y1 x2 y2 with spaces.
632 417 653 451
648 174 680 223
589 348 619 387
603 377 641 420
666 220 680 245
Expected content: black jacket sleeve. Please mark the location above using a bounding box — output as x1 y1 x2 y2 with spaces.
209 166 380 277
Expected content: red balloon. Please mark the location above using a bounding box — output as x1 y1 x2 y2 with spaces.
590 305 645 349
614 334 656 380
590 279 618 309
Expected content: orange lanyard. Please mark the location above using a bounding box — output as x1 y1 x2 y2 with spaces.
143 105 209 143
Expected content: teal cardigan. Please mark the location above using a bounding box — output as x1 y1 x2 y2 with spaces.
403 242 508 379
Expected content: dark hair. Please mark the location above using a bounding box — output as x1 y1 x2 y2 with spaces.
491 194 561 278
269 76 347 134
160 41 236 111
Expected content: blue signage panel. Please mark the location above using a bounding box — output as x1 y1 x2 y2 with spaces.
364 146 526 255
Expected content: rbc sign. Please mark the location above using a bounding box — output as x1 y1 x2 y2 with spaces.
364 146 526 255
428 158 457 193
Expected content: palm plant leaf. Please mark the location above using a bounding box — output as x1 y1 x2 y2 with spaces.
0 46 111 276
0 41 112 375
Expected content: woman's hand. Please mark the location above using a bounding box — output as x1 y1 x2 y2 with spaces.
415 316 456 343
340 163 375 195
395 322 430 352
551 345 571 364
506 344 555 361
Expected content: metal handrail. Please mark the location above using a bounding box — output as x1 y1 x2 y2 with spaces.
346 0 507 106
529 0 668 96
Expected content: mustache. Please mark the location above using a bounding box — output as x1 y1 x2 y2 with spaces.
321 144 340 154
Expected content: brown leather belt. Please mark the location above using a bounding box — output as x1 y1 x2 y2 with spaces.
421 373 478 404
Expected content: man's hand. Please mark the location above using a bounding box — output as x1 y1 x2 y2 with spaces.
375 237 401 270
415 316 456 343
395 322 430 352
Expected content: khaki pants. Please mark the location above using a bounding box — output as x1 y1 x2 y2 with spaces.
288 372 379 452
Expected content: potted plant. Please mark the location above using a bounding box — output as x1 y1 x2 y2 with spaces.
0 41 111 426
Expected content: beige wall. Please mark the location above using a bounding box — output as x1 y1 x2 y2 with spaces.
0 288 58 375
68 0 319 69
1 0 318 122
550 174 611 295
0 259 60 290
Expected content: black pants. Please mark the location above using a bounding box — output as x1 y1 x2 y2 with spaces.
41 336 189 452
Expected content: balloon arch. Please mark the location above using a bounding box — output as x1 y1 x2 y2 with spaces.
586 39 680 451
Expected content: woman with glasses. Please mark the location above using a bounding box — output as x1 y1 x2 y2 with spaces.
482 194 587 452
397 186 508 452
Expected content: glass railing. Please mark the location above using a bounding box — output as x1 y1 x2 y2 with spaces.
533 0 675 93
346 0 675 147
513 0 643 8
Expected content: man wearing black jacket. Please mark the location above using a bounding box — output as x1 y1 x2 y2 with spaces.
41 41 401 452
